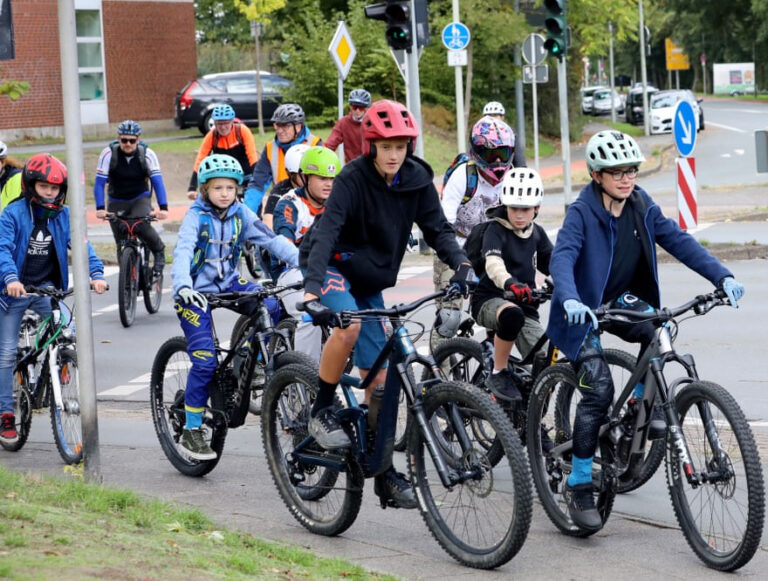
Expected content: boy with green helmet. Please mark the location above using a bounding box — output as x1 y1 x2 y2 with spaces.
547 130 745 532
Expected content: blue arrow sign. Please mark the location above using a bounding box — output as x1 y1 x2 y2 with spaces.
673 100 697 157
442 22 470 51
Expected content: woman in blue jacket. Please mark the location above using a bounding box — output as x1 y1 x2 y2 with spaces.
546 131 744 532
0 154 107 445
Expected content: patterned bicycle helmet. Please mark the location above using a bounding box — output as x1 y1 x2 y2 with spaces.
212 104 236 122
482 101 506 116
500 168 544 207
0 140 7 158
271 104 305 124
284 144 311 175
117 120 142 136
469 115 515 185
361 100 419 157
198 154 244 185
586 131 646 174
349 89 372 107
300 146 341 178
22 153 68 214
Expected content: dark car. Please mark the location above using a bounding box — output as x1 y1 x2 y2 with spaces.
174 70 292 135
624 86 658 125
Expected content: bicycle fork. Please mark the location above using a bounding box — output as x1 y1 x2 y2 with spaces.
48 344 65 412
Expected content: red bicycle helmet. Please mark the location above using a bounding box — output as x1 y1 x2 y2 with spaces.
362 100 420 156
22 153 68 214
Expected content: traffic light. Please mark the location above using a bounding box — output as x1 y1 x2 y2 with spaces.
543 0 567 59
364 1 413 51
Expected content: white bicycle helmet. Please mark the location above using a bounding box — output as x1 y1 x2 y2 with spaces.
483 101 505 116
0 140 7 158
500 168 544 207
586 131 646 174
284 144 311 175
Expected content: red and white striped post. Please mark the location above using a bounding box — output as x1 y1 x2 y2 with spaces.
677 156 696 230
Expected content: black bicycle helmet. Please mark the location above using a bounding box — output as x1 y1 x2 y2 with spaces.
271 104 305 124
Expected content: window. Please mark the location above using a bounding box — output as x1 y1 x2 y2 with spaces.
76 8 105 101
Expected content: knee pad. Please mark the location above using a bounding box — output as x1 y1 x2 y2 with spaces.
496 306 525 341
435 308 461 338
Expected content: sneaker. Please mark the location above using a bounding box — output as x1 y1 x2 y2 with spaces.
308 407 351 449
564 482 603 532
647 405 666 440
180 428 217 461
374 467 418 509
540 423 554 454
485 369 522 402
0 413 18 445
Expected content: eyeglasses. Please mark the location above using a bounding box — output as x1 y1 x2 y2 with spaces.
274 123 294 131
120 138 137 145
603 168 639 180
477 146 512 166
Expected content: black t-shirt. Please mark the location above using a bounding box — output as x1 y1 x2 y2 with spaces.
21 218 60 287
264 179 292 217
602 206 643 304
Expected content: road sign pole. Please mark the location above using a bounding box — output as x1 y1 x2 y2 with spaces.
557 57 572 208
639 0 650 136
451 0 465 153
609 22 616 123
337 73 345 164
532 71 539 170
408 0 423 159
677 157 697 230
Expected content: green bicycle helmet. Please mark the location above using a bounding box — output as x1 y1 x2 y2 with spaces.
299 146 340 178
198 154 244 185
585 131 646 174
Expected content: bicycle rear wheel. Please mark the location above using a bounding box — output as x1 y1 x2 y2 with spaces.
408 381 532 569
1 367 32 452
49 348 83 464
150 337 226 476
667 380 764 571
527 364 615 537
142 250 163 314
118 248 139 327
261 363 362 536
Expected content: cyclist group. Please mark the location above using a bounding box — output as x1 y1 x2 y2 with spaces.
0 92 746 536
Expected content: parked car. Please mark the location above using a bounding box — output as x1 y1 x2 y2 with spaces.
624 86 658 125
649 90 703 135
681 89 705 131
580 85 606 114
174 70 292 135
591 88 625 116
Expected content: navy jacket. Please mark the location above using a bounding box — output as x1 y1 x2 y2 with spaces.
547 182 732 360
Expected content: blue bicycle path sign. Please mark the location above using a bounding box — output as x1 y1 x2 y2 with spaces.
673 100 697 157
442 22 470 51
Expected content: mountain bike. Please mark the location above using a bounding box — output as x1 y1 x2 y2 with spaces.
526 290 764 571
149 284 315 477
105 214 163 328
2 287 84 464
261 288 533 569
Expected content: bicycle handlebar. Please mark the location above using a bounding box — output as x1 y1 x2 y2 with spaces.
102 213 158 224
593 289 729 325
502 281 553 306
204 281 303 309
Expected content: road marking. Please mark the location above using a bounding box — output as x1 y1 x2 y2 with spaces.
99 384 146 397
706 121 747 133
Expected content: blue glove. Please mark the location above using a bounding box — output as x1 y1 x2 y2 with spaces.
720 277 744 308
563 299 598 329
178 287 207 310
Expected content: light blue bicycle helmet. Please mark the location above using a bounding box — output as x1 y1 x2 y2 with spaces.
117 120 142 136
198 154 244 185
349 89 371 107
211 104 236 122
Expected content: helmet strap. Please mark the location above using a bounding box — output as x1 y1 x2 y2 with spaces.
304 180 325 207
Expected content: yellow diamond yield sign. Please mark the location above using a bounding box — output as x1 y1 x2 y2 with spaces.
329 21 356 81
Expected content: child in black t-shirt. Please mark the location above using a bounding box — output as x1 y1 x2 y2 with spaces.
470 168 552 402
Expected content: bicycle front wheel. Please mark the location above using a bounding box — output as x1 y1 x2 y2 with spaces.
118 248 139 327
261 363 362 536
408 381 532 569
142 251 163 314
1 367 32 452
667 380 764 572
150 337 226 476
49 348 83 464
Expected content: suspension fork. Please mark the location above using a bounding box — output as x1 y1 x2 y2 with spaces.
48 344 63 410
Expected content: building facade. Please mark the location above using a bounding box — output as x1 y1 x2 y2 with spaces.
0 0 197 138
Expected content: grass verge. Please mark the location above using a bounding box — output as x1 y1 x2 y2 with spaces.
0 466 393 581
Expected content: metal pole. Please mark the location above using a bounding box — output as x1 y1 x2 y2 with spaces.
407 0 423 158
639 0 650 136
532 72 539 171
452 0 466 154
675 70 680 90
57 0 101 482
558 57 572 208
609 22 616 123
337 74 345 164
514 0 525 152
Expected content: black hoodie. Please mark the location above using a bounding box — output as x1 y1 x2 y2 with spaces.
301 155 467 296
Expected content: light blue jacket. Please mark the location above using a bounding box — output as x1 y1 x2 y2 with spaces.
172 197 299 296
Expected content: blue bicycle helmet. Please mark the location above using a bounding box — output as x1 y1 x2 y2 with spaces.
198 154 244 185
349 89 371 107
211 104 236 122
117 120 142 136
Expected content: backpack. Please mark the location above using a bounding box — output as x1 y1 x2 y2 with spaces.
109 141 150 177
463 220 492 277
442 154 479 204
212 122 244 151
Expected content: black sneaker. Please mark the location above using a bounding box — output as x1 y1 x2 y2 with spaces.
0 413 18 445
308 407 351 449
180 428 217 461
564 482 603 532
647 405 666 440
485 369 522 402
374 467 418 509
